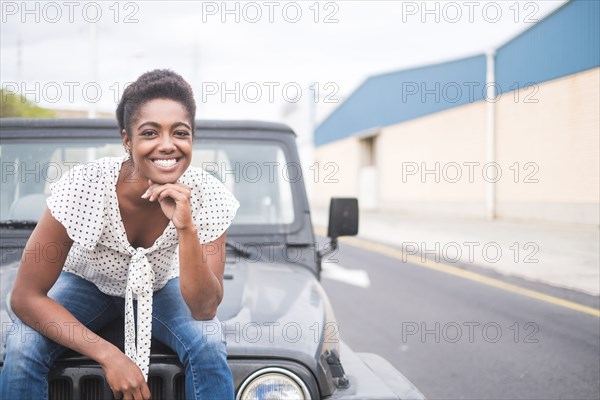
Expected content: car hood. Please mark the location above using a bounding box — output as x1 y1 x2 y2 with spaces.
219 258 338 366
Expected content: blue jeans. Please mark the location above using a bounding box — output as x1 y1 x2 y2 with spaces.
0 271 234 399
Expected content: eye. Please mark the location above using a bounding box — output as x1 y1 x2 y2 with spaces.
141 130 157 137
175 130 191 137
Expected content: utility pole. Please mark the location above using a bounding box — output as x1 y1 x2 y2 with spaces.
192 40 200 113
88 23 97 118
486 49 497 220
17 35 22 84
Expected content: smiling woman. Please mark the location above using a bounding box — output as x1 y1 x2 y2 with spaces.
0 70 239 400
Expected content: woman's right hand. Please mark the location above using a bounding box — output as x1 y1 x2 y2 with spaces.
101 350 151 400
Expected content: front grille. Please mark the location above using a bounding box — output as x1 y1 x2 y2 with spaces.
148 375 164 398
49 361 184 400
50 378 72 399
173 374 185 399
80 376 102 400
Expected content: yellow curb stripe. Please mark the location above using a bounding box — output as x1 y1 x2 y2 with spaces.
315 226 600 318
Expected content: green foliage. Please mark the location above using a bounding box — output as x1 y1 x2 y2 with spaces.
0 89 55 118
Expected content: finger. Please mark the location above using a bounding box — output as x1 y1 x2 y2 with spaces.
143 180 160 199
145 184 168 201
132 387 144 400
141 384 152 400
157 188 189 203
144 179 166 199
147 180 188 192
120 388 139 400
151 182 189 191
155 182 190 194
148 186 171 202
150 185 191 202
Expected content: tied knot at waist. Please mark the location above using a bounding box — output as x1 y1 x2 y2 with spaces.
128 249 156 296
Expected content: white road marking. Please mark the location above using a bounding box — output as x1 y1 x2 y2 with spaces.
322 263 371 288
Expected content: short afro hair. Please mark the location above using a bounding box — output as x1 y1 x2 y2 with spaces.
116 69 196 136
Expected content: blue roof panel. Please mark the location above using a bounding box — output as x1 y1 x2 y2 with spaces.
315 55 487 146
496 0 600 94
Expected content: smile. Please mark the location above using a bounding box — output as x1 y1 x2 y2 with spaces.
151 158 179 168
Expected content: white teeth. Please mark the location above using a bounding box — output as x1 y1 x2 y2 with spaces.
153 159 177 167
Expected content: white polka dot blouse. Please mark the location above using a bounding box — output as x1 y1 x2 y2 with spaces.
46 155 240 381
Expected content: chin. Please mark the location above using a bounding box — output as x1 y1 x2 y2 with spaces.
147 169 186 184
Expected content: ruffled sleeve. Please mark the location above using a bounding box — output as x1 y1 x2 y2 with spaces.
46 161 106 250
194 171 240 244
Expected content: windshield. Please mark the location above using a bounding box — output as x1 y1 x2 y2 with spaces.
0 138 296 225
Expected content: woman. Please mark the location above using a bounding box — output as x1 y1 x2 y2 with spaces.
0 70 238 399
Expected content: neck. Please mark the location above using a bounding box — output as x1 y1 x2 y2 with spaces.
118 159 151 206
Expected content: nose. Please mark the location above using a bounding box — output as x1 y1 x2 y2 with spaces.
157 132 176 152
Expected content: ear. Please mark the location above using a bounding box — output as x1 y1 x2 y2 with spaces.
121 129 131 151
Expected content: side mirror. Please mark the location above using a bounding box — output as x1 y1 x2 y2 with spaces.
317 198 359 275
327 198 359 240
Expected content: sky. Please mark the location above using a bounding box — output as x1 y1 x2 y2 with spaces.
1 0 567 139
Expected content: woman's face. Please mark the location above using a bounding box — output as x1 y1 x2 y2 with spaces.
122 98 193 185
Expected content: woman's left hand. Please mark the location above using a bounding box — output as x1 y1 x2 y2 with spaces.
142 179 194 231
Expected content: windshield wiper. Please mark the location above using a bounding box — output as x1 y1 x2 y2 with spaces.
0 220 38 229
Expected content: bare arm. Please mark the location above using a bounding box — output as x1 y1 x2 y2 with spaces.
145 180 226 320
177 228 226 320
10 208 151 400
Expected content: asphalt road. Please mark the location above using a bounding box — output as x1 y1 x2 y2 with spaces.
319 239 600 400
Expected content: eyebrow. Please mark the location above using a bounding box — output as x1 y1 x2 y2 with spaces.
137 121 192 130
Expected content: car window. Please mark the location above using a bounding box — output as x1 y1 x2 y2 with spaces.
0 138 296 225
194 141 295 225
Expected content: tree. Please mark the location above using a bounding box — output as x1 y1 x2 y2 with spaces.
0 89 55 118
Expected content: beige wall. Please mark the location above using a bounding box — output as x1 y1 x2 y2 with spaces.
377 100 487 217
495 67 599 224
311 136 362 208
312 67 599 225
311 101 489 217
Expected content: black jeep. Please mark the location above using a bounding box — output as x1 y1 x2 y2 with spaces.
0 118 425 399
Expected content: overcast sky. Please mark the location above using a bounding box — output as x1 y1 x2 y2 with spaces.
1 0 567 133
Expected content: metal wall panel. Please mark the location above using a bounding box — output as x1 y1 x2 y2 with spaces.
496 0 599 94
315 55 486 146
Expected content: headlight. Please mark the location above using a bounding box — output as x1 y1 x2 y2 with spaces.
237 367 311 400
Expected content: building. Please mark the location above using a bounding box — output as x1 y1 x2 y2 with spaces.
312 0 599 225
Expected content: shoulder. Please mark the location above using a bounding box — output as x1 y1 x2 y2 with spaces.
53 156 122 189
45 157 121 250
179 166 240 243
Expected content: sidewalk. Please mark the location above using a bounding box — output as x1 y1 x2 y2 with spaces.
311 207 600 296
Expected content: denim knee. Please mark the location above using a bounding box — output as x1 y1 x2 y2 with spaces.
182 318 228 365
180 319 233 399
1 317 63 376
0 318 66 400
